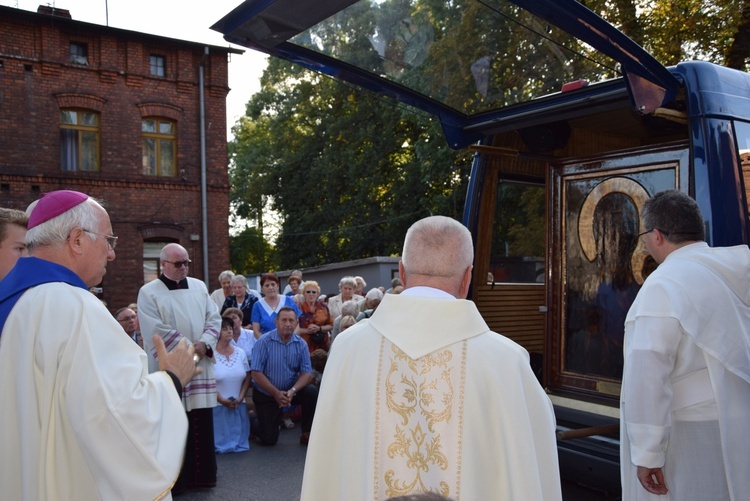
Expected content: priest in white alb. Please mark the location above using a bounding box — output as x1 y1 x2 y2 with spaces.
301 215 561 500
621 189 750 500
0 190 199 500
138 243 221 493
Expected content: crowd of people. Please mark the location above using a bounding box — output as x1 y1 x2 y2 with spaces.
122 254 400 489
1 189 747 500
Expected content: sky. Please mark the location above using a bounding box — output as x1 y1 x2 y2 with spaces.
1 0 269 139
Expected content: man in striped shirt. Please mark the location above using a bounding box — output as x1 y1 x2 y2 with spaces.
250 306 317 445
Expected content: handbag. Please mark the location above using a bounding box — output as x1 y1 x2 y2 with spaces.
310 329 326 344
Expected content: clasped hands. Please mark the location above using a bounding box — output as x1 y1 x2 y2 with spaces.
274 388 296 408
305 324 322 335
220 396 242 409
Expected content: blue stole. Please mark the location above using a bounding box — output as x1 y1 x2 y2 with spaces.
0 257 88 335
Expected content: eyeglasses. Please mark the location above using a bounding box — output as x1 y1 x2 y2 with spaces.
304 290 318 294
638 228 676 243
164 259 191 268
117 314 137 322
83 229 118 250
637 228 654 242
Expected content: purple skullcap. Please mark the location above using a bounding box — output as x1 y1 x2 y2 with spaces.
27 190 89 229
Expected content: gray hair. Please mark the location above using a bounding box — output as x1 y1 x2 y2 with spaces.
230 274 248 288
365 288 384 301
341 299 360 317
402 216 473 278
339 276 357 289
25 198 103 251
218 270 235 281
354 276 367 288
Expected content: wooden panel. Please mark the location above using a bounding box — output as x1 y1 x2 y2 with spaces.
742 152 750 215
473 283 545 354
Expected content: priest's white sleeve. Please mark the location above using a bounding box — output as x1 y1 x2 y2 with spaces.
621 316 682 468
64 303 188 500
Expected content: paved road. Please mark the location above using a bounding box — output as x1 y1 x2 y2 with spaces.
177 426 306 501
176 425 621 500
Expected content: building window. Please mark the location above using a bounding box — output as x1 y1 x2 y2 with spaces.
60 109 100 172
142 118 176 176
70 42 88 65
143 242 170 283
150 55 165 77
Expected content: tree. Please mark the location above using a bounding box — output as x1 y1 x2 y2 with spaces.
229 225 278 275
229 57 472 270
229 0 750 271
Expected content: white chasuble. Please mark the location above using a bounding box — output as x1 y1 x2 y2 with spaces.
301 292 561 501
0 282 187 501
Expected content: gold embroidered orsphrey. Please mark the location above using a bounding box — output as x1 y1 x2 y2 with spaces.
376 340 466 498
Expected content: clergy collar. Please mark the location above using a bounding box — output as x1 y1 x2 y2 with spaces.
400 286 455 299
159 274 189 290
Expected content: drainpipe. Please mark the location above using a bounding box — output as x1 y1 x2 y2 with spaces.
199 46 209 287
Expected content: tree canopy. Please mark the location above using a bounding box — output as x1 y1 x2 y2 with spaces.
229 0 750 273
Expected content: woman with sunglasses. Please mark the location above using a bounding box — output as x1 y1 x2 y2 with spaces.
297 281 332 353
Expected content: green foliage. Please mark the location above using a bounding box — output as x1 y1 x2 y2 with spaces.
590 0 750 70
229 57 471 269
229 0 750 270
491 183 546 259
229 225 279 275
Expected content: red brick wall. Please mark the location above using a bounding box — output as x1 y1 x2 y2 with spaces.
0 6 232 311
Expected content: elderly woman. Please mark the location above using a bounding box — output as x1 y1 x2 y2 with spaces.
327 276 364 319
221 275 258 327
331 299 361 344
250 273 301 338
353 276 367 297
297 280 333 353
210 270 235 310
356 288 384 321
213 317 251 454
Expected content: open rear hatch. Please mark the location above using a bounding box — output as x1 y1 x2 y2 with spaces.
212 0 680 148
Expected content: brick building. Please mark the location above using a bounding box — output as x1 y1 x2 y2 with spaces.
0 5 241 310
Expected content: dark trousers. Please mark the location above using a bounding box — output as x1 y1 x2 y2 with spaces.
173 408 217 493
252 385 318 445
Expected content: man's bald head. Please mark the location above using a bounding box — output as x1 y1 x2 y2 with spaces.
160 243 190 282
400 216 473 297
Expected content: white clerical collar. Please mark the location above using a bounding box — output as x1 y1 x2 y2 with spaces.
400 286 455 299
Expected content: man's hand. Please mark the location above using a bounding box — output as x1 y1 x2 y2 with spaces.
275 389 292 408
154 335 202 387
637 466 669 495
193 341 207 358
